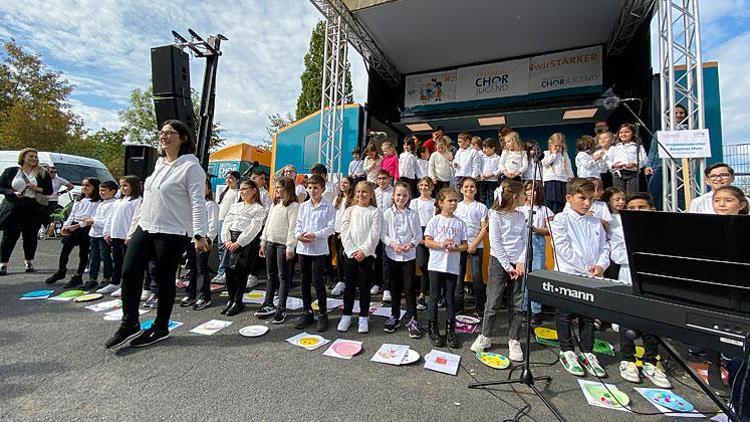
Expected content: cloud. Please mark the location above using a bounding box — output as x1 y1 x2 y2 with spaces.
69 99 121 132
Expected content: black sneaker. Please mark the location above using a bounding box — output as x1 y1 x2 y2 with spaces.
81 280 98 290
437 297 446 309
271 309 287 324
105 324 141 349
45 270 66 285
180 296 197 307
193 299 211 310
383 316 399 333
63 274 83 289
24 263 34 273
416 296 427 311
294 311 315 329
0 266 6 276
254 304 276 318
129 327 170 348
317 314 329 332
407 318 423 339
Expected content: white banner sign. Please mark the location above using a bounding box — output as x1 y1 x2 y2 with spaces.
529 45 603 94
657 129 712 159
404 70 457 108
456 58 529 102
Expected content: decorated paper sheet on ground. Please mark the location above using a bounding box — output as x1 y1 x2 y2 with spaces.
190 319 233 335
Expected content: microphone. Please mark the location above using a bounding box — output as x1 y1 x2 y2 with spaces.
602 94 642 111
241 161 260 179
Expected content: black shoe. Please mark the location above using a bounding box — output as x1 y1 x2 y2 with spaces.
129 327 170 348
24 263 34 273
272 309 286 324
446 320 460 349
0 266 6 276
180 296 197 307
105 324 141 349
81 280 98 290
254 304 276 318
294 311 315 329
428 321 445 347
45 270 66 285
220 300 234 315
63 274 83 289
226 302 245 316
383 316 399 333
437 297 446 309
317 314 329 332
193 299 211 310
416 296 427 311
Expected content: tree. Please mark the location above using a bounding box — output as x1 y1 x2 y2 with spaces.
262 111 294 149
67 128 126 179
295 21 354 120
0 40 80 151
118 85 225 150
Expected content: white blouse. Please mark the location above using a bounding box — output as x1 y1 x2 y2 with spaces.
65 198 99 226
381 206 421 261
221 202 266 247
105 196 142 240
341 204 381 258
260 201 300 250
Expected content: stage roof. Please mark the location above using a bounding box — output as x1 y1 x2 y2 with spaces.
321 0 654 80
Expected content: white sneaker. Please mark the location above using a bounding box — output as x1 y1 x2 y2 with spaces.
369 285 380 295
382 290 392 302
331 281 346 296
97 283 119 294
211 274 225 285
247 274 260 289
358 316 369 333
611 323 620 333
508 339 524 362
470 334 491 353
111 287 122 297
140 290 150 301
619 361 641 383
642 363 672 388
337 315 352 332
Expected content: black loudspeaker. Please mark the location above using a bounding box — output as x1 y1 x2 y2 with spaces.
151 45 191 98
154 95 196 135
124 145 158 181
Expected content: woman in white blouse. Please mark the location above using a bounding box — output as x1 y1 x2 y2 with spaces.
213 170 240 283
105 119 209 349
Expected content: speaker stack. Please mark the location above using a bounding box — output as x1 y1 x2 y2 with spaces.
150 45 196 138
124 144 158 182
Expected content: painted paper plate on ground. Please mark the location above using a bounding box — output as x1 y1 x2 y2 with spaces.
534 327 558 340
58 289 86 298
21 289 54 299
298 334 325 348
239 325 268 338
455 315 481 325
74 293 103 302
585 383 630 407
400 348 420 365
476 352 510 369
331 341 362 357
643 389 693 412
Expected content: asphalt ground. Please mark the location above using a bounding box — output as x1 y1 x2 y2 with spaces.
0 239 724 421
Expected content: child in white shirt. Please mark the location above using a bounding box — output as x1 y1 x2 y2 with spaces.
575 135 604 179
497 131 529 182
363 143 382 184
479 138 501 208
330 177 354 297
609 123 650 194
453 132 480 188
688 163 735 214
551 178 609 378
541 132 574 213
516 181 552 324
82 180 117 290
453 178 488 316
348 147 365 182
410 177 435 312
398 137 418 198
372 170 393 298
428 136 453 194
424 187 468 349
470 180 527 362
415 147 430 180
182 178 220 310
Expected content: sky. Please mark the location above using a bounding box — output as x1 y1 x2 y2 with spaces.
0 0 748 146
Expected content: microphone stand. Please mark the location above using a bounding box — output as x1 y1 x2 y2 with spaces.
468 153 565 422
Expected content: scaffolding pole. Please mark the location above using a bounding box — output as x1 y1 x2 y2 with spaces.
317 15 348 177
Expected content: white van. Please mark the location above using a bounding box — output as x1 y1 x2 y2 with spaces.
0 151 115 207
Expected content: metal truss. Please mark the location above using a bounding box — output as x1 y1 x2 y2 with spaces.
317 16 349 176
309 0 401 86
657 0 706 212
607 0 656 55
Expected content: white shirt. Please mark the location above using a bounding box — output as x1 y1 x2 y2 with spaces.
549 207 610 276
428 152 452 182
341 204 381 258
348 159 364 179
541 151 574 182
205 200 220 240
563 200 613 222
608 214 631 284
295 199 336 256
65 198 99 226
575 151 602 179
488 210 527 272
295 184 307 201
259 187 272 211
138 154 208 238
221 202 266 247
498 150 529 177
516 204 553 230
522 161 543 181
375 185 393 213
416 158 429 179
381 206 422 261
410 197 436 226
49 175 71 202
105 196 142 240
424 214 467 275
260 201 299 250
399 152 418 179
218 187 239 221
333 197 349 233
688 191 715 214
453 147 480 178
363 156 382 184
88 198 115 238
455 200 488 248
12 169 38 199
322 181 337 205
608 142 650 170
481 153 501 181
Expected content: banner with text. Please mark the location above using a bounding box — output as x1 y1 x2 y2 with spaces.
657 129 712 159
529 45 602 94
455 58 529 102
404 70 458 108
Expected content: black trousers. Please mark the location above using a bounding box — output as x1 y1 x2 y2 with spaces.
428 271 456 324
620 329 659 364
455 249 485 312
333 234 346 283
373 242 390 289
416 227 430 295
299 254 327 314
0 199 41 262
555 309 595 353
387 257 417 321
186 241 212 301
110 238 126 285
342 255 373 316
121 226 188 331
263 241 293 310
58 225 91 274
225 234 260 303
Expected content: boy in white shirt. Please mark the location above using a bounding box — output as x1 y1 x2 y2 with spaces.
479 138 500 208
551 178 609 378
453 132 480 191
688 163 735 214
348 147 365 183
563 178 612 231
294 174 336 332
415 147 430 180
372 170 393 299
